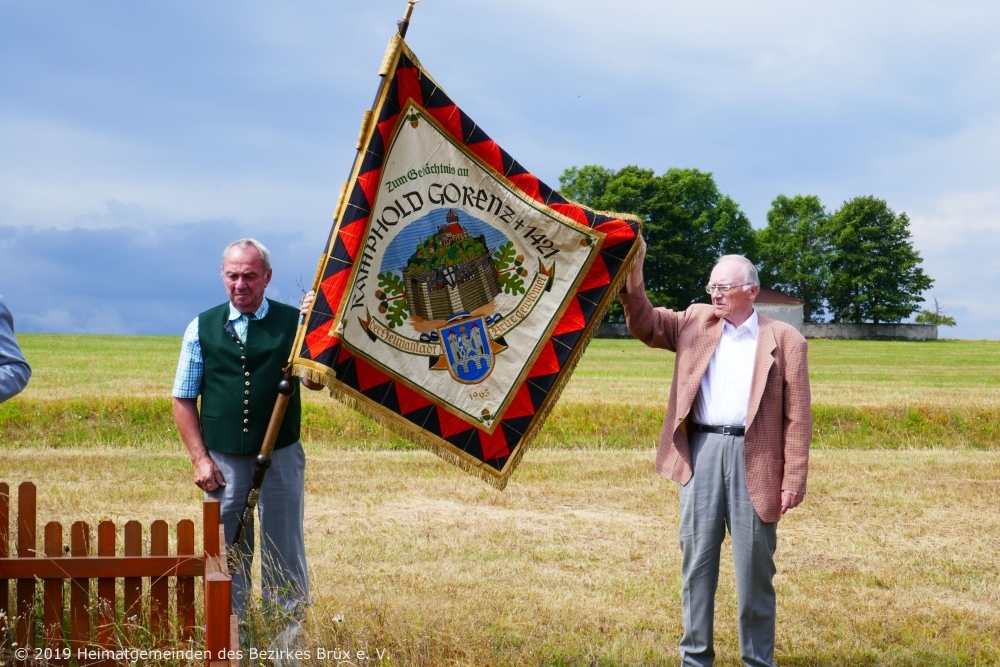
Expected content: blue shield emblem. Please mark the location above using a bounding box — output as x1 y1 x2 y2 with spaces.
438 316 494 384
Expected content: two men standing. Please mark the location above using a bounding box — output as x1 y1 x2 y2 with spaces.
621 238 812 667
172 239 321 617
173 234 808 665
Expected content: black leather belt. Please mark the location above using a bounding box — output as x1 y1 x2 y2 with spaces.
694 424 745 436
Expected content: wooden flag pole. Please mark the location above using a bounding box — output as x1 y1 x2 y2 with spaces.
230 0 422 574
229 367 295 570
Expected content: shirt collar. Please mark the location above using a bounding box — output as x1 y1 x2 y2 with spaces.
228 298 270 322
722 309 759 338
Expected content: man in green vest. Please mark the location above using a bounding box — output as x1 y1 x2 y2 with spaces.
172 238 322 621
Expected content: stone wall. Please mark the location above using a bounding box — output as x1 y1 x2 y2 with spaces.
755 303 804 334
803 323 938 340
596 322 632 339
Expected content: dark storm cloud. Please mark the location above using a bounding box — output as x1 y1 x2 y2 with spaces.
0 223 319 334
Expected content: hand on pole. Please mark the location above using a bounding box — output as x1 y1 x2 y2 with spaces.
300 290 315 317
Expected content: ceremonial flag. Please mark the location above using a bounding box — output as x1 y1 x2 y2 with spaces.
291 33 641 488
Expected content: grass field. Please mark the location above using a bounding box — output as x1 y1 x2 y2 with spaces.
8 336 1000 450
3 335 1000 665
16 335 1000 409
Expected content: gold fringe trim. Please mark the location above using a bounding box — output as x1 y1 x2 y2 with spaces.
496 237 641 482
291 364 336 391
567 199 643 226
291 363 509 490
399 40 422 69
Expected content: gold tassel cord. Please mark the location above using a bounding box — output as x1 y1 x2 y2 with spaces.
293 361 509 490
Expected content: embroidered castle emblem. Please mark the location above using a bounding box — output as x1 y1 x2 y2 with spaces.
402 210 502 321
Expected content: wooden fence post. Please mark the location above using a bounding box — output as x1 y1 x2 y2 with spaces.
150 520 169 640
177 519 196 641
69 521 90 652
202 499 235 667
123 520 143 636
96 520 116 653
42 522 65 665
204 498 220 558
16 481 35 660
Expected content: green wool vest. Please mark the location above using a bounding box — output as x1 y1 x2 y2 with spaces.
198 299 301 455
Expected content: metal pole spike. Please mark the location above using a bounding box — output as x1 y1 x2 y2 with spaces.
397 0 420 39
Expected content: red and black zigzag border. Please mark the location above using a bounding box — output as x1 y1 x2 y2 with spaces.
295 43 640 477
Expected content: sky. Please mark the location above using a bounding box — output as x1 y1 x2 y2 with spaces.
1 0 998 338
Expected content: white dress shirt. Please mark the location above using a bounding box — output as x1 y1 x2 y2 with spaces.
691 310 759 427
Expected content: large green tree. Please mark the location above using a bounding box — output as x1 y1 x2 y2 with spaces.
559 165 757 317
826 196 932 324
757 194 831 323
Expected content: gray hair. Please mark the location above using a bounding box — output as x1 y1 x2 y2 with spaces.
223 238 271 272
715 254 760 288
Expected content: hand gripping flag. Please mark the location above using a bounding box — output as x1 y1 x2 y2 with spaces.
291 35 641 489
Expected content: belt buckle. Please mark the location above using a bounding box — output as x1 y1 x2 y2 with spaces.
721 425 735 436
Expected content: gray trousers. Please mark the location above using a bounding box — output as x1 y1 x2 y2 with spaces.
679 431 778 667
207 441 309 617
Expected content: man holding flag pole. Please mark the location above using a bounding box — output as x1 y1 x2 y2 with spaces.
172 2 428 635
172 238 322 624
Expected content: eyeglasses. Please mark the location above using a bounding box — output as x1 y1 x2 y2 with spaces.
705 283 750 294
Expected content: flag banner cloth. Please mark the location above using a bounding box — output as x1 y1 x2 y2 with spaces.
292 36 641 489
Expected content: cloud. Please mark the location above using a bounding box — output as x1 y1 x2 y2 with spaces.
21 306 148 335
0 115 343 233
916 226 1000 339
1 1 998 337
0 220 318 334
910 191 1000 248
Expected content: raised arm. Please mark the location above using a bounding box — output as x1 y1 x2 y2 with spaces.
617 236 682 351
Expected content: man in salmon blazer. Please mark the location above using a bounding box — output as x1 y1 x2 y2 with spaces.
620 238 811 667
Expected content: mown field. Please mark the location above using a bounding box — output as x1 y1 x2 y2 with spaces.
7 336 1000 450
3 335 1000 666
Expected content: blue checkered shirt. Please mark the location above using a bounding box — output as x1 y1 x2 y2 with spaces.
172 300 270 399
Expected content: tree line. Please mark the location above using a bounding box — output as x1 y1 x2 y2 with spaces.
559 165 941 325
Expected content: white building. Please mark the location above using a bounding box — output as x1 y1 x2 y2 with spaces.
755 287 804 334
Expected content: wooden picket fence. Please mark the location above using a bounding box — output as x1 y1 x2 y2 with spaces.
0 482 236 666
